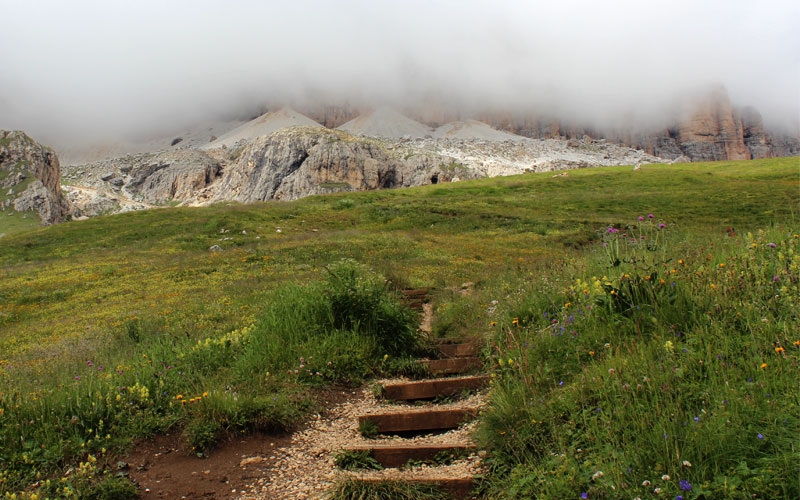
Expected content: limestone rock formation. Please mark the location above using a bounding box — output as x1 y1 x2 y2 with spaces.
674 86 751 161
0 130 69 225
124 150 221 204
62 149 221 212
210 127 475 203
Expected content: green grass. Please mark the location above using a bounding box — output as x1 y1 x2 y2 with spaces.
328 478 453 500
0 158 798 498
475 222 799 498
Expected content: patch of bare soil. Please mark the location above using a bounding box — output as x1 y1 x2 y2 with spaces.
121 389 353 499
123 430 292 499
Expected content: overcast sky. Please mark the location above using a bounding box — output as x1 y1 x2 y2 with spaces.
1 0 798 144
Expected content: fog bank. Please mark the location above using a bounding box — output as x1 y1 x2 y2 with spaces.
1 0 798 145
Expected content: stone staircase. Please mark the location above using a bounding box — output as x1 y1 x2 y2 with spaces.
336 320 487 499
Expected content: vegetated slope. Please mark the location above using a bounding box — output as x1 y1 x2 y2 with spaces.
0 158 797 499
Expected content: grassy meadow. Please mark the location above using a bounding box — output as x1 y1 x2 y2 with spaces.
0 157 798 499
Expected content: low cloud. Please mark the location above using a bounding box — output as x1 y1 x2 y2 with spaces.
1 0 798 145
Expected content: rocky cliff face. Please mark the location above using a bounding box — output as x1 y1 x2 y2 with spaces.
673 86 751 161
62 149 221 217
489 88 799 161
0 130 69 225
210 127 475 203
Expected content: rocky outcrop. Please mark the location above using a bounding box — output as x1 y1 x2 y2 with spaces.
0 130 69 225
63 149 221 208
124 150 221 204
673 86 751 161
210 127 477 203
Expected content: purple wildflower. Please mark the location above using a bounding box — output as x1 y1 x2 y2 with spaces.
679 479 692 491
607 227 619 234
86 360 93 367
773 276 779 282
659 223 666 228
757 433 764 440
638 216 644 221
581 493 588 499
767 242 777 248
648 213 654 218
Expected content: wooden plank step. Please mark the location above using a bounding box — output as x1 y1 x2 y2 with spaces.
359 408 479 434
421 357 483 375
435 341 480 358
401 289 430 310
382 376 490 401
352 477 476 500
344 443 476 468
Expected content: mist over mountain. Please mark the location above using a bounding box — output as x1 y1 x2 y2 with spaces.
1 0 798 148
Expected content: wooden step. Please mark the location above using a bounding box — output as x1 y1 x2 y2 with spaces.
401 289 430 310
421 357 482 375
343 443 476 468
382 376 490 401
359 408 479 434
353 476 476 499
435 341 480 358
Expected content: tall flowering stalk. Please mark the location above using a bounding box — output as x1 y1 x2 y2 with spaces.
597 214 675 322
601 214 669 272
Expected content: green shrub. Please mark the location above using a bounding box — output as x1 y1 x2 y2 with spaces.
324 259 420 356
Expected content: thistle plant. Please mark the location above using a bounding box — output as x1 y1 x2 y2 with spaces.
601 213 669 271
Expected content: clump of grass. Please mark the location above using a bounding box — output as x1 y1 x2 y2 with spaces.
325 259 421 356
381 356 431 379
334 450 384 471
181 418 222 456
404 449 471 469
358 419 380 439
327 478 452 500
